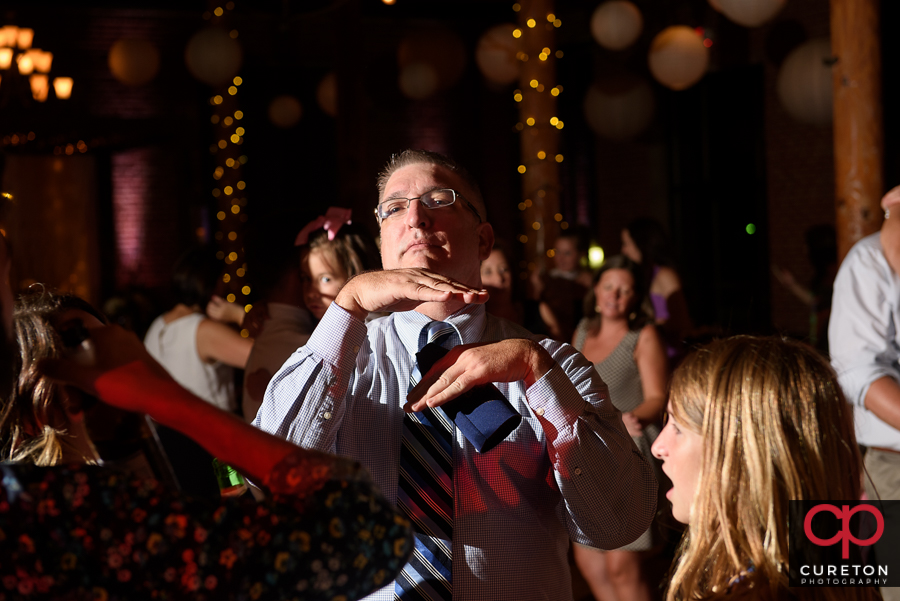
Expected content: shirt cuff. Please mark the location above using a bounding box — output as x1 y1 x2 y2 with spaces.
305 302 368 376
525 363 585 428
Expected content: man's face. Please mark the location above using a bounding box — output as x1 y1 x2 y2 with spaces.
378 162 493 288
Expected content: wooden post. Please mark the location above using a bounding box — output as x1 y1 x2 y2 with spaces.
831 0 883 261
517 0 560 272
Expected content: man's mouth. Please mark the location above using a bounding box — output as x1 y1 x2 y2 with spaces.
404 241 435 253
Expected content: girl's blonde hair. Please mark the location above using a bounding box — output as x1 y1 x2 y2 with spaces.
665 336 878 601
2 287 105 466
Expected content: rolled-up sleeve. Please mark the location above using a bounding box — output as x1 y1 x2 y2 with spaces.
829 235 900 407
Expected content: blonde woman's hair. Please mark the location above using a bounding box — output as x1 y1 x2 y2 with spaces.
665 336 878 601
1 287 105 466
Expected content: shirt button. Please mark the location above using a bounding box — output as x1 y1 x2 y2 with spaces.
535 407 545 417
574 467 582 475
353 345 360 353
322 412 332 420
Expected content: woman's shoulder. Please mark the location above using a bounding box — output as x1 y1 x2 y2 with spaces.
635 323 661 345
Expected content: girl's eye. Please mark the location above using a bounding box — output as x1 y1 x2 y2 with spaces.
663 412 681 435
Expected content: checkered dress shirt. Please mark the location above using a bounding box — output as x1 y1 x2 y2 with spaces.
255 302 657 601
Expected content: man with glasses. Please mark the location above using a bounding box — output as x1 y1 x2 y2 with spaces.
256 150 656 601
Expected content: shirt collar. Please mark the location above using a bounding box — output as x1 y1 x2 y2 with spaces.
394 303 486 357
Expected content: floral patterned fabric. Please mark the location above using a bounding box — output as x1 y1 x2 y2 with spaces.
0 450 414 600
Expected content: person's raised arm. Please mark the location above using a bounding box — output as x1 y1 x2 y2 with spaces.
197 318 253 368
654 266 693 337
39 325 321 487
205 294 247 326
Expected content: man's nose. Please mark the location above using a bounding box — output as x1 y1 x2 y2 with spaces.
405 199 431 229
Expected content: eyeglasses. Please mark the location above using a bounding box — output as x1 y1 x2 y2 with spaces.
375 188 482 224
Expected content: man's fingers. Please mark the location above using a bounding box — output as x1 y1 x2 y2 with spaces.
406 363 478 412
410 268 487 294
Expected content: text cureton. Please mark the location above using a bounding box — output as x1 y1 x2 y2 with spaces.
800 565 888 577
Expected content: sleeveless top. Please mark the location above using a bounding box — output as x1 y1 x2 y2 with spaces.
144 313 237 413
575 324 643 414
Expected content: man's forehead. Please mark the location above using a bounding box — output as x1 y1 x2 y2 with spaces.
382 163 464 197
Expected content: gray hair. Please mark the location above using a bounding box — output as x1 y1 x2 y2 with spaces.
375 149 486 219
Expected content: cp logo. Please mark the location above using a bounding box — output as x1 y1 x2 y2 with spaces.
804 504 884 559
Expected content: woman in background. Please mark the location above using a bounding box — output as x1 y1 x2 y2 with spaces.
571 255 667 601
144 246 252 413
144 246 253 497
652 336 879 601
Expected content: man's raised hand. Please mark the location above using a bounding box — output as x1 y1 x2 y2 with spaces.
335 268 489 320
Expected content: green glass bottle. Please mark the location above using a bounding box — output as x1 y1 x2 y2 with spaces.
212 458 248 498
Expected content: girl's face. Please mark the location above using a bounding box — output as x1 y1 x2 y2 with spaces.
480 249 512 291
302 249 348 320
651 403 704 524
594 268 636 320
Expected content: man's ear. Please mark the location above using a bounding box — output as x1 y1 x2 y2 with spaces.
477 223 495 262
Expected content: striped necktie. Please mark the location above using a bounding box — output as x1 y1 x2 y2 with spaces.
395 321 458 601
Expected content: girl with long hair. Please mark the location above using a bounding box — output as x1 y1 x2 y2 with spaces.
652 336 880 601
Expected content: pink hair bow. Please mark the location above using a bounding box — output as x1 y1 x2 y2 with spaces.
295 207 353 246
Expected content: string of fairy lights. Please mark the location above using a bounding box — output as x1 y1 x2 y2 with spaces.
512 1 564 278
204 2 251 335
